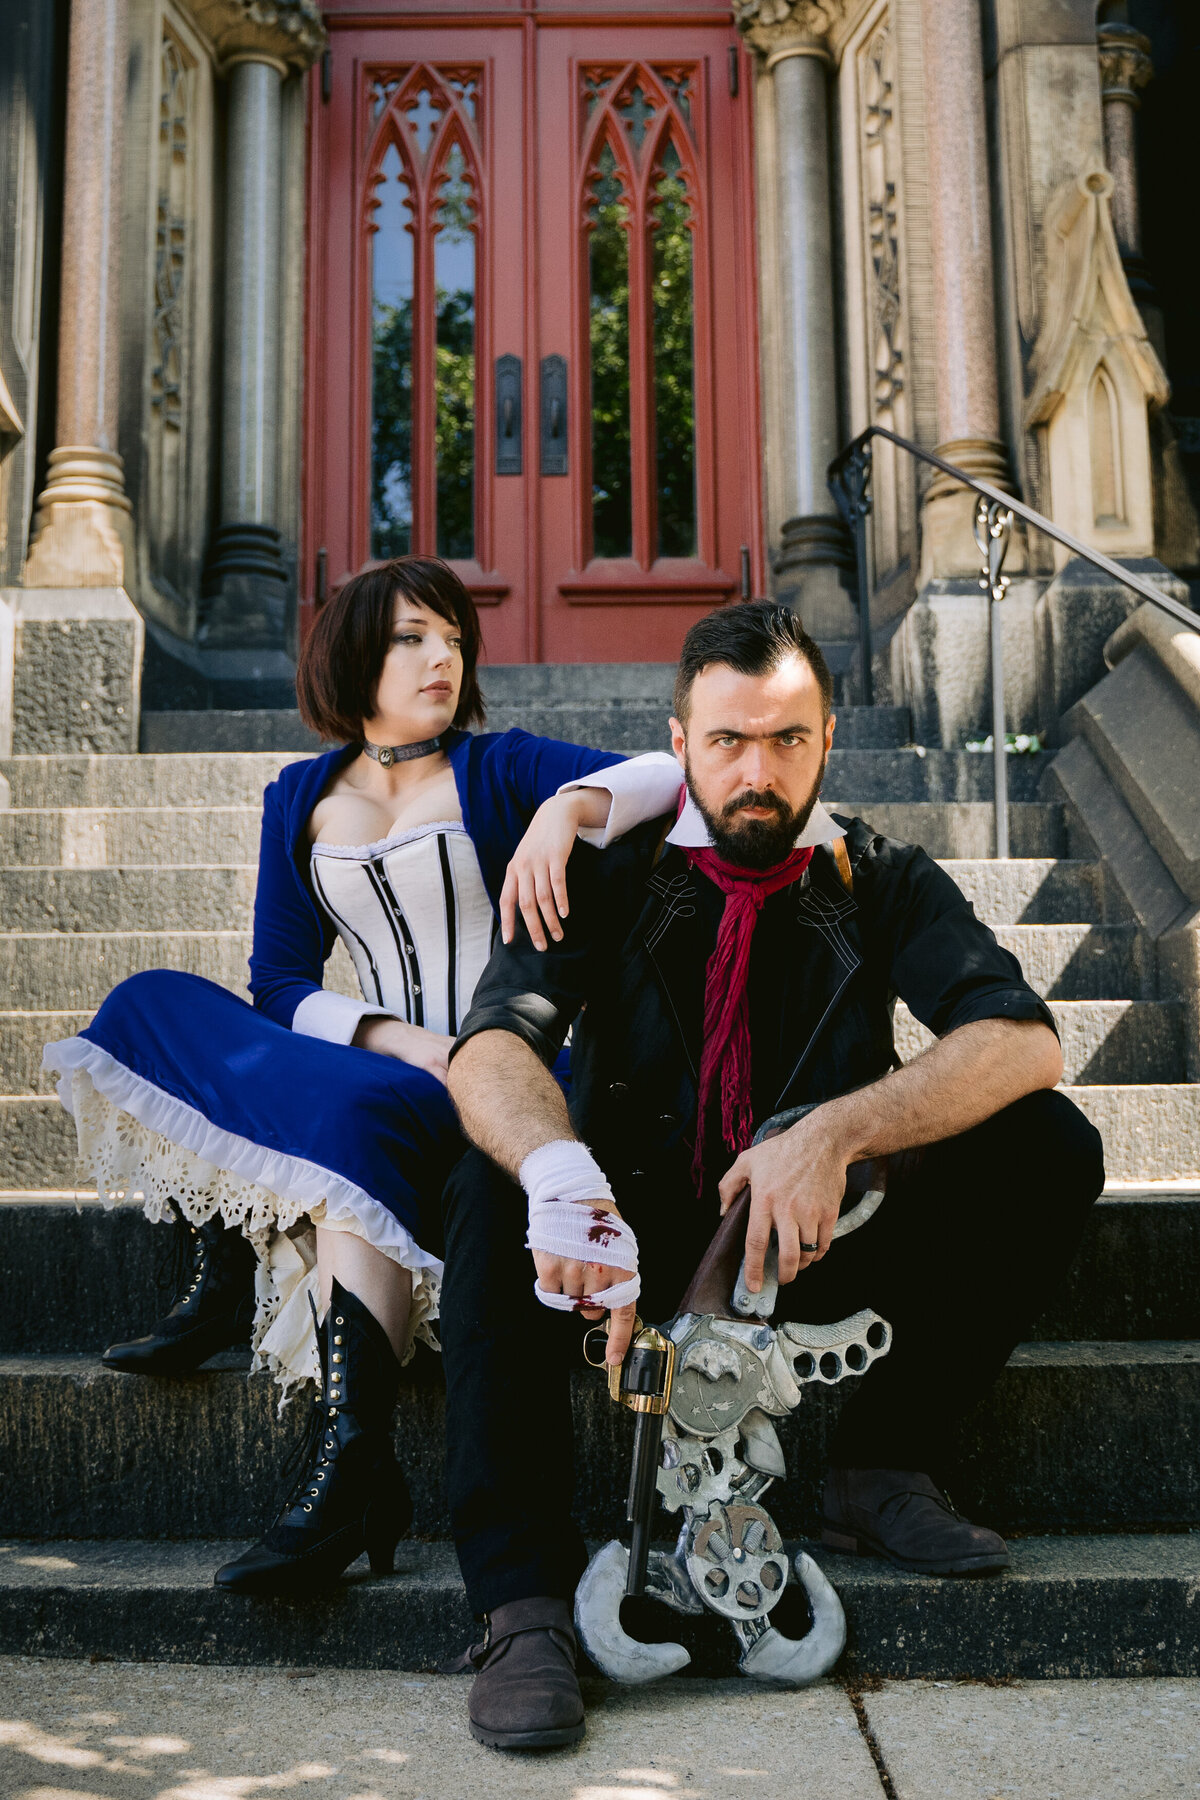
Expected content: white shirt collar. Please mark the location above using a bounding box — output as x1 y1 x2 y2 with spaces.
665 793 846 851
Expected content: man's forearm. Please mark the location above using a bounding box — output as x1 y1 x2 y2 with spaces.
812 1018 1062 1163
447 1030 577 1178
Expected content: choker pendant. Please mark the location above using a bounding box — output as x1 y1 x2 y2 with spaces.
361 733 446 769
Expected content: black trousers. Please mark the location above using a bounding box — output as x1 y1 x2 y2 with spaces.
440 1088 1104 1615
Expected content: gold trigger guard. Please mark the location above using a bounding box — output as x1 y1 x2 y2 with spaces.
582 1315 643 1370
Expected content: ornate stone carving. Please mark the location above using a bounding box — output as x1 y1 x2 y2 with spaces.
861 24 902 418
188 0 326 72
1097 23 1153 106
851 15 912 587
732 0 849 57
1025 166 1168 562
152 31 189 434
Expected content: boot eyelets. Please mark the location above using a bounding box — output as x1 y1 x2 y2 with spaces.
335 1317 344 1326
333 1335 343 1346
303 1503 313 1512
332 1354 343 1364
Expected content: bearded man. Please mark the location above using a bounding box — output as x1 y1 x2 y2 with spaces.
440 601 1104 1750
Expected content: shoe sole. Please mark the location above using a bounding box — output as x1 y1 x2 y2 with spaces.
821 1525 1010 1576
469 1720 585 1751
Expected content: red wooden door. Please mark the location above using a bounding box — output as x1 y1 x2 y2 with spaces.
304 6 762 664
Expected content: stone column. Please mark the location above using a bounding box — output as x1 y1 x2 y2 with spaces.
1096 10 1154 306
917 0 1011 581
735 2 854 638
24 0 133 587
190 1 325 652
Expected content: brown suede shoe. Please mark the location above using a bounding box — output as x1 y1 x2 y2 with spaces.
462 1596 585 1750
821 1468 1011 1575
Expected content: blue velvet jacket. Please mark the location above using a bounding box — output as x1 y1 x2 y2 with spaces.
248 728 621 1029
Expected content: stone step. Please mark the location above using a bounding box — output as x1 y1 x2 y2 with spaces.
0 806 262 866
3 996 1180 1100
4 1079 1193 1193
0 1532 1195 1679
0 916 1134 1017
826 802 1066 858
895 999 1186 1084
938 857 1105 923
0 866 258 932
0 859 1116 938
0 1013 91 1093
1068 1087 1200 1182
141 694 916 754
0 823 1087 907
1 1190 1194 1356
0 1342 1197 1541
0 754 304 809
1 747 1033 819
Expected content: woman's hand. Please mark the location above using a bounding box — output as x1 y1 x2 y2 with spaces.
353 1016 454 1085
500 791 596 950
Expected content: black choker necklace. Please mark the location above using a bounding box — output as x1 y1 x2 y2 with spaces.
361 732 446 769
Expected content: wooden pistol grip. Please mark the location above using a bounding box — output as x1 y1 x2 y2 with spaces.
676 1190 752 1321
674 1151 905 1323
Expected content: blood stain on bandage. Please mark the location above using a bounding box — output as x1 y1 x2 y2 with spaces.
588 1221 619 1246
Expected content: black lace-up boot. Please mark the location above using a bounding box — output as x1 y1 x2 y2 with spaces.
214 1278 411 1595
102 1204 256 1375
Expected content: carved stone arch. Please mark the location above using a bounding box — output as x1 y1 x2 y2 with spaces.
1025 165 1168 561
1088 359 1125 525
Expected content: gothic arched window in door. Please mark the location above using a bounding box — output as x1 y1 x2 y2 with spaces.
580 64 703 569
365 66 483 564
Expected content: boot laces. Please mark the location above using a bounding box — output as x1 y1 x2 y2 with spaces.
273 1291 340 1523
157 1206 207 1308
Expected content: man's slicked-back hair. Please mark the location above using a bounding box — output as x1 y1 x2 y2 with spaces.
296 555 485 743
673 600 833 726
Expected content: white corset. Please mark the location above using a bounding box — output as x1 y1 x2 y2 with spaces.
310 821 496 1038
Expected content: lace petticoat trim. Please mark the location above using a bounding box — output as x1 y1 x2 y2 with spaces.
67 1069 439 1407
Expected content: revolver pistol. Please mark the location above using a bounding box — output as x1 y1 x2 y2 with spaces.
584 1317 676 1599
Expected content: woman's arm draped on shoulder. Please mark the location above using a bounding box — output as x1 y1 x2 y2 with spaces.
247 777 341 1030
498 737 681 947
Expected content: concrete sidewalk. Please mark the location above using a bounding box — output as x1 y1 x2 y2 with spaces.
0 1659 1195 1800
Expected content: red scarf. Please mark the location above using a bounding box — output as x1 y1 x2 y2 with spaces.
682 844 814 1189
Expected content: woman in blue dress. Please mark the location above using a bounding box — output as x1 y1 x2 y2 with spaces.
43 556 680 1596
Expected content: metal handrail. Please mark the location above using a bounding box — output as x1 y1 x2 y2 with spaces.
827 423 1200 857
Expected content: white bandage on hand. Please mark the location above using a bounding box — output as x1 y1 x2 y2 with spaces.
520 1139 641 1313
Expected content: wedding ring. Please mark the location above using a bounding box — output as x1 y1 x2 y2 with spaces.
799 1240 819 1253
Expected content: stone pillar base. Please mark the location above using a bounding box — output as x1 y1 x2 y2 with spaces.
774 514 857 639
891 576 1040 749
23 448 133 588
200 521 289 650
2 586 143 753
919 438 1015 585
1036 555 1189 734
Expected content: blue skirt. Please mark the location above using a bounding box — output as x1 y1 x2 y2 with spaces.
43 971 467 1394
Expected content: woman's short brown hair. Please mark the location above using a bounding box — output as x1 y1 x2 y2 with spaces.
296 556 486 742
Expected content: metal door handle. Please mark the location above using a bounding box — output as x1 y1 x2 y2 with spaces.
541 355 567 475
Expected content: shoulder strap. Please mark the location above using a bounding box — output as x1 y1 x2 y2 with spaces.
832 835 854 895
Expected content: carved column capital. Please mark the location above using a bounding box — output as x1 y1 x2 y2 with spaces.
188 0 326 74
732 1 846 64
1097 24 1153 108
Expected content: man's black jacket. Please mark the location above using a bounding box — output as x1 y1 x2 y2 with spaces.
453 813 1057 1199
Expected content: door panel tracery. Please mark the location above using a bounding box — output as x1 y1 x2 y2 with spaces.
306 8 761 663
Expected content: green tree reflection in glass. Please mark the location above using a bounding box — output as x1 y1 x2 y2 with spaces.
434 142 476 560
589 143 632 559
371 144 414 559
651 142 696 558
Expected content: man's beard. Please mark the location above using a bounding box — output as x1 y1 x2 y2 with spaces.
685 752 826 869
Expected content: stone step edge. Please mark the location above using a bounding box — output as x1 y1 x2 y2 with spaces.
3 1339 1198 1378
0 1534 1196 1680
